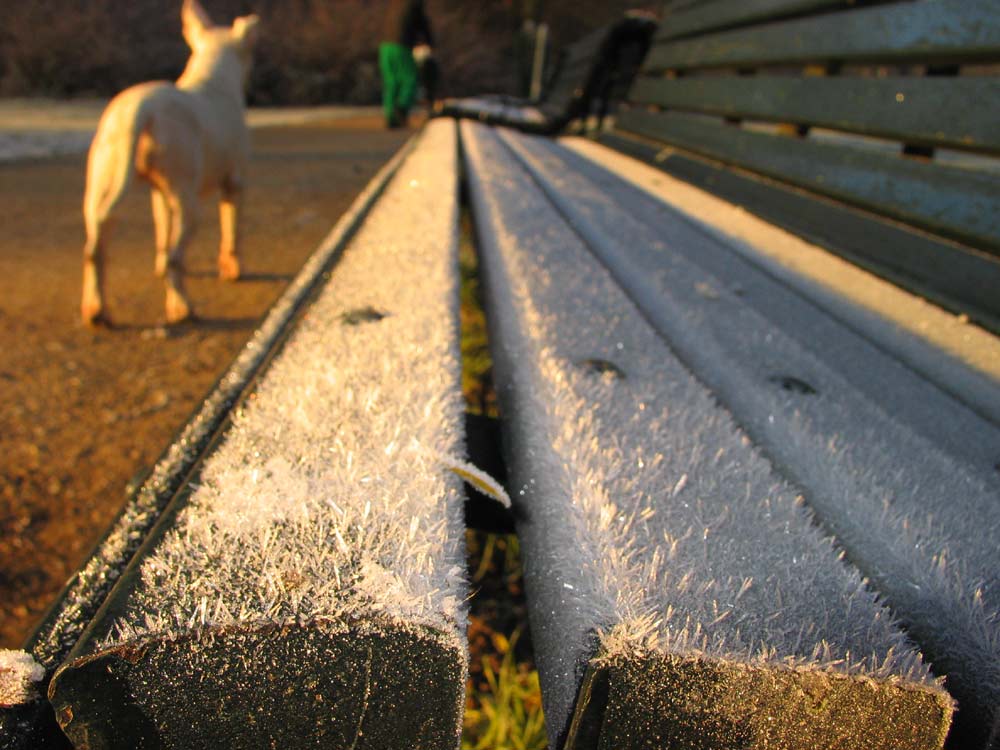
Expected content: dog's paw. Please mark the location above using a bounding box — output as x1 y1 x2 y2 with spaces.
165 294 193 325
81 298 110 327
82 309 114 329
218 255 241 282
166 309 194 325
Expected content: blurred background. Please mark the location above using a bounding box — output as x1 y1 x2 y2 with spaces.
0 0 665 105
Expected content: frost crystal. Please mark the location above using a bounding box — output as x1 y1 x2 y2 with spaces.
464 120 942 686
0 650 45 706
102 119 468 648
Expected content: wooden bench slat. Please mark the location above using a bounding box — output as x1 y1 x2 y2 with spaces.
597 129 1000 330
570 132 1000 421
658 0 854 41
629 76 1000 154
616 109 1000 253
462 119 953 750
564 38 606 62
31 135 416 658
48 120 469 749
644 0 1000 71
662 0 709 11
498 126 1000 748
0 133 421 749
441 97 549 128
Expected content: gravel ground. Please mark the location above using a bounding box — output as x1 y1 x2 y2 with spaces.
0 106 410 647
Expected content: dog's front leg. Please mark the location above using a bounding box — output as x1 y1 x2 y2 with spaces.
218 187 242 282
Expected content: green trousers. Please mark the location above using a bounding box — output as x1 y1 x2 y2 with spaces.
379 42 418 126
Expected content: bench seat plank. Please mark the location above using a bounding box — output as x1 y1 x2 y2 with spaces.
440 97 549 128
47 119 468 750
616 108 1000 253
0 133 419 750
498 127 1000 748
629 76 1000 154
645 0 1000 71
462 120 952 750
574 134 1000 423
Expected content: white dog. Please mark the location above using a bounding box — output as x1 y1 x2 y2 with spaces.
81 0 260 326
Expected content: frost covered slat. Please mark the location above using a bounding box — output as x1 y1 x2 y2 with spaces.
47 119 467 750
440 97 548 127
462 121 952 750
500 127 1000 749
2 132 417 750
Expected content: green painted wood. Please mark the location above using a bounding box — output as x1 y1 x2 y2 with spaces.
564 656 949 750
659 0 851 41
559 58 596 77
615 109 1000 251
644 0 1000 71
663 0 713 11
629 76 1000 153
547 29 620 101
50 619 466 750
567 36 606 59
443 17 653 134
598 130 1000 330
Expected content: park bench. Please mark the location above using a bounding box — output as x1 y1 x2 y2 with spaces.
438 15 656 135
2 2 999 748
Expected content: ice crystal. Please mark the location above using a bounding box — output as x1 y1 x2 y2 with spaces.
463 120 941 689
103 120 468 647
0 650 44 706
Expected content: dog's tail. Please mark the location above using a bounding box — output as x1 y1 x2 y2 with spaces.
82 91 151 243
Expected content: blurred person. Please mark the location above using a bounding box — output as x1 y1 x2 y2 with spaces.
413 43 440 114
379 0 435 128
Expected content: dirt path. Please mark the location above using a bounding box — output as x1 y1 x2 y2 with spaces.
0 113 409 647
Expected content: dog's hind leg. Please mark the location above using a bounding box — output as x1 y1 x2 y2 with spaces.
81 148 125 327
217 186 242 281
152 187 173 278
163 192 199 324
80 97 145 326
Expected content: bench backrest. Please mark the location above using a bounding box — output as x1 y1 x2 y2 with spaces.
615 0 1000 254
540 16 656 126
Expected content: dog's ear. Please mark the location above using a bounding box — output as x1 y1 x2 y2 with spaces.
232 14 260 49
182 0 213 48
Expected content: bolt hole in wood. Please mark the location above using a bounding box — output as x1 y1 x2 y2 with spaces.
768 375 817 395
339 306 389 326
577 358 627 380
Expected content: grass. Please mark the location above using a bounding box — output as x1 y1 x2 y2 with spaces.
458 205 548 748
459 210 499 418
463 626 548 750
463 532 548 750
